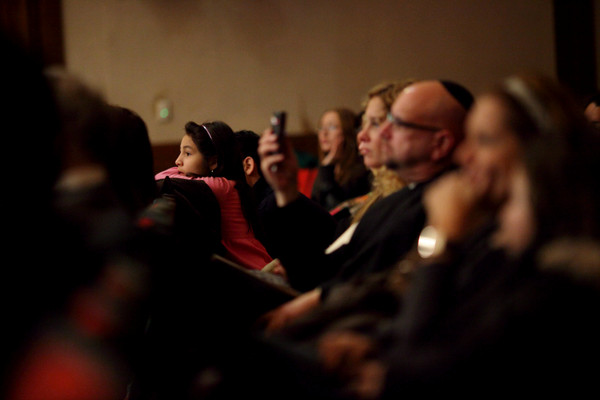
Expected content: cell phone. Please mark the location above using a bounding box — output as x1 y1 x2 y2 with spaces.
269 111 286 171
270 111 287 151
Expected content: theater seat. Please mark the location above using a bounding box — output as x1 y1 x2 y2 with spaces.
297 168 318 198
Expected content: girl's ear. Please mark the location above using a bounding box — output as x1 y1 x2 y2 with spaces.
208 156 219 172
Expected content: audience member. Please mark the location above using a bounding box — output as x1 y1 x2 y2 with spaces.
0 33 63 399
311 108 371 211
46 69 149 273
155 121 272 270
233 129 274 215
3 60 153 400
234 129 279 255
235 128 338 264
105 104 157 216
46 77 156 220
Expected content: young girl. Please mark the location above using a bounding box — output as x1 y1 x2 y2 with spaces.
155 121 272 270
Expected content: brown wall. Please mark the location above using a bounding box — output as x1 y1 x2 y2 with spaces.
4 1 598 165
61 0 562 147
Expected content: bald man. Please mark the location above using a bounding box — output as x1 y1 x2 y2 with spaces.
380 80 467 182
258 80 473 300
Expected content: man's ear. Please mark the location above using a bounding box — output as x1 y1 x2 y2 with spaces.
243 156 256 176
431 129 456 162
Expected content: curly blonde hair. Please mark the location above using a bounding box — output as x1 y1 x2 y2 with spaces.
361 80 413 110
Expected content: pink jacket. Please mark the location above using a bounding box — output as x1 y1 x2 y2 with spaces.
155 167 272 270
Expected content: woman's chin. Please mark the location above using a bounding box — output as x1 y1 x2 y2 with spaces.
363 157 382 170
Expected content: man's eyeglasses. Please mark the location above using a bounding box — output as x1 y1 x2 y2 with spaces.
386 113 441 132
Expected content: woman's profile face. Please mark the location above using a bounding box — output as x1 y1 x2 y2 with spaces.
357 96 388 169
175 134 211 177
318 111 344 154
457 95 522 204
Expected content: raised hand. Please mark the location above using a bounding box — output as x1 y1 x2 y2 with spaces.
258 128 300 207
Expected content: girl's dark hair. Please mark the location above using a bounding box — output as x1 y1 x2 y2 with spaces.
184 120 260 235
185 121 244 181
235 129 264 179
494 74 600 244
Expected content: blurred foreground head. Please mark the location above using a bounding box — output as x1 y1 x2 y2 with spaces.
482 74 600 254
0 33 62 393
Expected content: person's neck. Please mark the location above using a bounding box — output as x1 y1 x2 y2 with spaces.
396 162 450 185
247 173 261 188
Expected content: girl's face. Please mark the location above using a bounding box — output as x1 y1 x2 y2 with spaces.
175 134 211 177
457 95 523 204
318 111 344 153
357 96 388 169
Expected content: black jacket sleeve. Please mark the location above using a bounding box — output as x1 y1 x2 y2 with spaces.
262 193 339 292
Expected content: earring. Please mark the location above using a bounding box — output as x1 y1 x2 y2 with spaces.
210 169 215 175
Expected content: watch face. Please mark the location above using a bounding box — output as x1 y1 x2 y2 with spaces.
417 225 447 258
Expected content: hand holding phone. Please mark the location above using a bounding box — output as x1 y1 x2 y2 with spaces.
259 110 300 206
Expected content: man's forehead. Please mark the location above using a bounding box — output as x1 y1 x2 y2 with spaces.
391 81 447 117
391 84 428 117
394 83 419 105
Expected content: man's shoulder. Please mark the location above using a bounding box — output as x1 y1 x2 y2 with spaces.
368 182 425 213
358 169 453 228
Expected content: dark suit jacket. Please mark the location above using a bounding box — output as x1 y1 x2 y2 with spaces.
264 174 443 292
